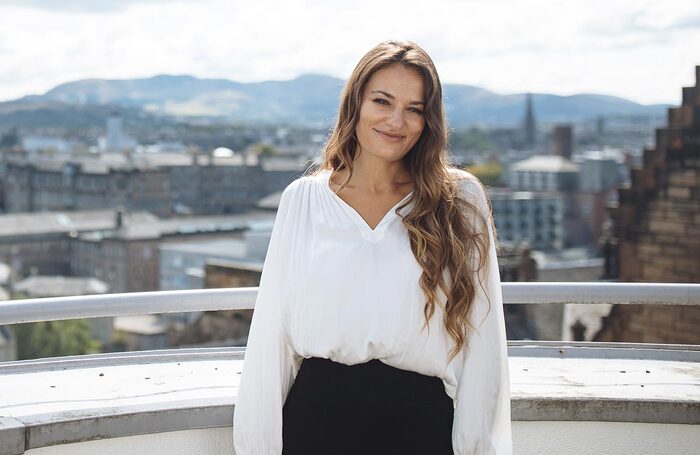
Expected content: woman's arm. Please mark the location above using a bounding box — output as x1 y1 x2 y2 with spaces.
452 175 513 455
233 181 300 455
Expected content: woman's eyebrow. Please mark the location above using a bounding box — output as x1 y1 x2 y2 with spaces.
370 89 425 106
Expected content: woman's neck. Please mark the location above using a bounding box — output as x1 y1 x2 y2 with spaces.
332 155 412 196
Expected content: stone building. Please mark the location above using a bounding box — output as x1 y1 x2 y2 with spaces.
4 159 170 215
70 210 274 293
0 207 275 293
2 151 303 216
597 66 700 344
0 210 157 278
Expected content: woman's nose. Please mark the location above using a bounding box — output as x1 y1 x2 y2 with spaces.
385 107 405 129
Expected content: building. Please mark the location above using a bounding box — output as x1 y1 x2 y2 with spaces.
577 153 626 192
71 210 274 293
2 150 303 216
101 113 137 152
21 135 72 154
490 189 565 250
598 65 700 344
552 124 573 159
13 275 109 298
168 259 264 348
0 207 275 293
160 238 265 291
112 315 168 351
570 150 630 246
530 249 607 342
509 149 632 247
0 209 157 278
4 158 170 214
161 195 280 346
509 155 579 192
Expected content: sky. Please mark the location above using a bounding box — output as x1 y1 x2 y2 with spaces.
0 0 698 105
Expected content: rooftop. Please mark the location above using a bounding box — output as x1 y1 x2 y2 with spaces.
0 208 275 240
14 276 109 298
489 189 564 200
511 155 580 173
0 210 157 238
7 151 253 174
159 238 248 258
0 283 698 454
255 190 283 210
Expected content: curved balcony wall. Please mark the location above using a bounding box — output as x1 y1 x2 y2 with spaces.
1 284 698 454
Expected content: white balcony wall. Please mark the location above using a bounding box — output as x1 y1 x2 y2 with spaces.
23 422 700 455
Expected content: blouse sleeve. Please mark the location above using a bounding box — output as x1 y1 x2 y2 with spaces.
233 181 300 455
452 176 513 455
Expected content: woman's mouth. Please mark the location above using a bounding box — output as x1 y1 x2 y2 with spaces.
374 129 405 142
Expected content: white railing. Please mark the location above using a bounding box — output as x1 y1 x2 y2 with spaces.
2 282 699 325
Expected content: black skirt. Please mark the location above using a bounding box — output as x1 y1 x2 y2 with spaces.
282 357 454 455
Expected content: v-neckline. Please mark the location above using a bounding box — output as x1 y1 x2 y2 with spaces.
322 169 414 239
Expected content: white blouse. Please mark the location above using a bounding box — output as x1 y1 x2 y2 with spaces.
233 168 512 454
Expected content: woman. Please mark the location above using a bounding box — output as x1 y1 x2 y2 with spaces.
233 40 512 454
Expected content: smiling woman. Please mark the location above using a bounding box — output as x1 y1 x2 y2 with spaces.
233 40 512 455
355 64 426 164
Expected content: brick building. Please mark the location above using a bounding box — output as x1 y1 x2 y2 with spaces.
597 66 700 344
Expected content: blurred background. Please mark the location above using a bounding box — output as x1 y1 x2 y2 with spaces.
1 0 698 360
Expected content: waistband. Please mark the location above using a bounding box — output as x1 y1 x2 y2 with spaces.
299 356 442 387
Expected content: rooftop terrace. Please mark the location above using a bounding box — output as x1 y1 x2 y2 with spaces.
1 283 698 454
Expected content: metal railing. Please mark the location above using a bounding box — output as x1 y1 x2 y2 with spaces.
1 282 699 325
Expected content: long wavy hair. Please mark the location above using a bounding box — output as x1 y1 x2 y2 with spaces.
308 40 497 363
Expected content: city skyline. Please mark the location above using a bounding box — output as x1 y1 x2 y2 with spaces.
1 0 698 105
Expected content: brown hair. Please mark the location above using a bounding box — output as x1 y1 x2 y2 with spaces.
308 40 496 363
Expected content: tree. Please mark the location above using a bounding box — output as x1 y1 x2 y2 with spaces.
0 127 19 148
13 319 102 360
255 143 278 157
466 161 503 187
449 127 494 153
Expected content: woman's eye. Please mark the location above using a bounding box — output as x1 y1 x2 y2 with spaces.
410 108 424 115
372 98 389 105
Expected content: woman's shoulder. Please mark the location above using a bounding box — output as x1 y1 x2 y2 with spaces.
278 171 326 206
288 170 326 192
447 167 487 196
446 167 492 217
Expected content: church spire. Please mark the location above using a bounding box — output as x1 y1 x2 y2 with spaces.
523 93 536 150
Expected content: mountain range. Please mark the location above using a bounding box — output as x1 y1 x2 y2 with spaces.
0 74 670 128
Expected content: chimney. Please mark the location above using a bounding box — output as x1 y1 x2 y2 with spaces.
115 206 126 229
552 124 573 160
188 146 200 167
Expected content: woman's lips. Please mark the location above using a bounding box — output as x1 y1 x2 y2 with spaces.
374 129 405 142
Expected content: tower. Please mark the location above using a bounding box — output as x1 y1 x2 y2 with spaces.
523 93 536 150
552 124 573 160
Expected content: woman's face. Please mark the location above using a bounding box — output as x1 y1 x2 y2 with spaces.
355 63 426 163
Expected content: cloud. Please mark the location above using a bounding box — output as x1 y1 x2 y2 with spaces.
0 0 697 104
0 0 173 14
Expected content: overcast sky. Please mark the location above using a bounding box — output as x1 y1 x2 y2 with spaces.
0 0 698 105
